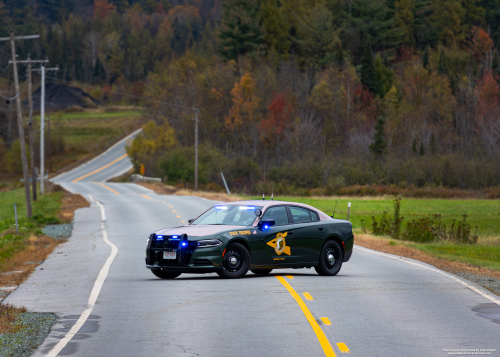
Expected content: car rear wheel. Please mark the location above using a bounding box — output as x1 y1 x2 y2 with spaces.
151 269 182 279
314 240 343 276
217 243 250 279
251 269 273 275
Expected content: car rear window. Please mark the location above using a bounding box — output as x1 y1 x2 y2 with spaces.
309 210 319 221
289 206 311 223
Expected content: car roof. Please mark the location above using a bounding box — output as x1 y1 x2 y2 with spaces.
216 200 331 220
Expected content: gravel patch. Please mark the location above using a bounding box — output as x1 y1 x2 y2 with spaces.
453 272 500 296
0 312 55 357
42 223 73 240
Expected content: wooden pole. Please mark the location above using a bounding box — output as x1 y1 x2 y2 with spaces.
10 30 32 218
28 55 37 201
194 110 198 191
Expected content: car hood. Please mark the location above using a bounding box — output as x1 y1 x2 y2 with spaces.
154 225 245 238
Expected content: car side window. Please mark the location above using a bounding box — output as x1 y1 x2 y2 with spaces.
289 206 311 224
309 210 319 221
261 206 289 226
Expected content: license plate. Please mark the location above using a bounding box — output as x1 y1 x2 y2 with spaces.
163 251 176 260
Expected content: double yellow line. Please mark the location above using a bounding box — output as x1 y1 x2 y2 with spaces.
276 276 350 356
72 154 128 183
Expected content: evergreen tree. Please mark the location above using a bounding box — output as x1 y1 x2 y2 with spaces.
369 117 387 156
430 133 437 155
431 0 466 44
219 0 264 60
359 37 379 95
437 49 448 75
412 138 417 153
374 54 394 97
261 0 290 54
295 5 341 67
395 0 415 45
492 51 500 78
347 0 404 53
419 142 425 155
462 0 485 27
422 46 430 70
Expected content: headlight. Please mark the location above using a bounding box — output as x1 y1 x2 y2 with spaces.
197 239 223 248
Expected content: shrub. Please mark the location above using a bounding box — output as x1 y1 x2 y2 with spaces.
371 198 478 244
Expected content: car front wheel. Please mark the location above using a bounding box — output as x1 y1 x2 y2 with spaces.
314 240 343 276
151 269 182 279
217 243 250 279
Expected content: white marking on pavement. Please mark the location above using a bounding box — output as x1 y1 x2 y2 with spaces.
355 246 500 306
46 195 117 357
0 286 18 291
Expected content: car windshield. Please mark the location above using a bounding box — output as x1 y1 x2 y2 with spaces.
191 205 263 226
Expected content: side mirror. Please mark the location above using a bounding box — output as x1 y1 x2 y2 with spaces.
188 219 194 224
259 219 275 230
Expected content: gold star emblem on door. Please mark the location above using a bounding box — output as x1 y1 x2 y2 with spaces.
266 232 291 255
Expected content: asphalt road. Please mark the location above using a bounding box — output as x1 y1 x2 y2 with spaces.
6 133 500 357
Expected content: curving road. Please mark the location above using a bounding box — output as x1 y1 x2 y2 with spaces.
5 132 500 357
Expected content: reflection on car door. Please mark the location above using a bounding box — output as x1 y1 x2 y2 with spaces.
258 205 298 268
288 206 325 264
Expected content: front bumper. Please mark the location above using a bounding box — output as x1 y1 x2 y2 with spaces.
146 244 224 272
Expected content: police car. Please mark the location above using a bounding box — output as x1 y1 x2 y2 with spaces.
145 200 353 279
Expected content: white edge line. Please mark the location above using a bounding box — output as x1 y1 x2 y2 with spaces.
51 128 142 181
355 245 500 306
45 197 116 357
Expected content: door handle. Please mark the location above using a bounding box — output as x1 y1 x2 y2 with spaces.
319 228 324 231
288 232 294 236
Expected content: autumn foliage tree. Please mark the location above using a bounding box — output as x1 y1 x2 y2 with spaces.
93 0 116 20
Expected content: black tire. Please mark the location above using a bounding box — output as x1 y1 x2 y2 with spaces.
151 269 182 279
251 269 273 275
314 240 343 276
217 243 250 279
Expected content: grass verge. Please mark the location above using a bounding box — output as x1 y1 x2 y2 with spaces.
356 234 500 280
0 184 89 285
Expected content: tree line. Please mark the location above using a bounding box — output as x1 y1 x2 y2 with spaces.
1 0 500 193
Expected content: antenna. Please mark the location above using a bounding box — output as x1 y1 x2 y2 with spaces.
263 144 266 200
332 200 338 218
271 181 274 201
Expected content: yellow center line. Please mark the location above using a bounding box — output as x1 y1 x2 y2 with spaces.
141 194 152 199
181 220 185 223
285 275 294 279
276 276 336 357
336 343 350 353
176 215 180 218
72 154 128 183
303 292 313 300
172 210 176 213
321 317 331 325
92 182 119 195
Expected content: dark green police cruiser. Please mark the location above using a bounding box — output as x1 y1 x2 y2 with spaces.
145 200 353 279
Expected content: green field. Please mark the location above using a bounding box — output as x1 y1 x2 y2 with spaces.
250 196 500 240
32 108 144 174
0 187 62 228
0 187 63 268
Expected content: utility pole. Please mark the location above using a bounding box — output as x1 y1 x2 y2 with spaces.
31 65 58 194
0 30 40 218
11 57 49 201
194 109 198 191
